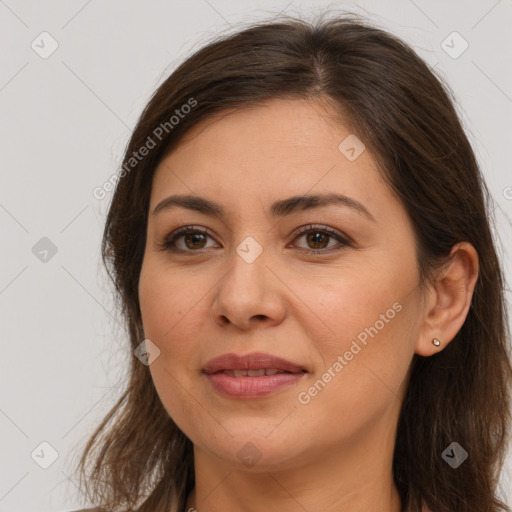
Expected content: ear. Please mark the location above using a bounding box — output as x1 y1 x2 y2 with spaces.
415 242 479 356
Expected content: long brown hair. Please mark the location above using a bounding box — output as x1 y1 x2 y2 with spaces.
74 11 512 512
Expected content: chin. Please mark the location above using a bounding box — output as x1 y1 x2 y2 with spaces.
190 421 312 472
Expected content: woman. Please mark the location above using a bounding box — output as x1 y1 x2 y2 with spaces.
72 12 512 512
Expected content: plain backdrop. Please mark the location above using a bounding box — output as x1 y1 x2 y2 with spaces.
1 0 511 510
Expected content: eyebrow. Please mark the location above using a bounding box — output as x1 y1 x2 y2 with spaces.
152 193 376 222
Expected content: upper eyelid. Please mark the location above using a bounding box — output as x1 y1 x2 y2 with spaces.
164 224 350 249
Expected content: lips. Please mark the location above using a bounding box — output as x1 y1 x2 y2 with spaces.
202 352 308 399
202 352 307 375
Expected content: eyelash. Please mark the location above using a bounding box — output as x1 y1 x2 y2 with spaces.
159 224 352 255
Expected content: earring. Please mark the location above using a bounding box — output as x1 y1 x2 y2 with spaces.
432 338 441 347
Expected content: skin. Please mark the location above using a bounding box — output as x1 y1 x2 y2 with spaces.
138 98 479 512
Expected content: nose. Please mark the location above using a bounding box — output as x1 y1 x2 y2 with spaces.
210 246 287 331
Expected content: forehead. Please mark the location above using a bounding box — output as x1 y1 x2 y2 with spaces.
162 98 349 165
150 98 394 218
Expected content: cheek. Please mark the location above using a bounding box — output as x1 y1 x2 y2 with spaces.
139 262 210 436
138 261 205 376
294 300 414 446
297 256 418 409
140 260 198 337
309 285 413 388
305 256 412 350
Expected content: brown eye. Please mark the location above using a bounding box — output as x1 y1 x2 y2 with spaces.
160 224 350 255
182 232 208 250
304 231 330 250
291 225 351 253
160 226 218 253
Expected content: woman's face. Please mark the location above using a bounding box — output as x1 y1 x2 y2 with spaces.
139 98 425 471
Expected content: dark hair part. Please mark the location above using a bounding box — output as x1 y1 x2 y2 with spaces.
74 12 512 512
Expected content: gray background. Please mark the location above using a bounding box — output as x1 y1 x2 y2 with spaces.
1 0 511 510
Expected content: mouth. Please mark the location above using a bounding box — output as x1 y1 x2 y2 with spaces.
218 368 301 377
202 352 308 399
202 351 307 374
